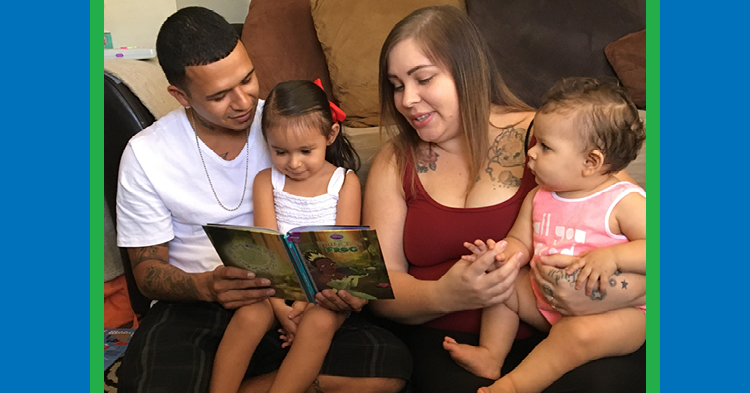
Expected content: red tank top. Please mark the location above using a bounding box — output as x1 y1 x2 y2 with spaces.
402 154 537 334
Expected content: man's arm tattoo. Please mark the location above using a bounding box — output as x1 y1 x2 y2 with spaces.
131 242 169 269
143 265 201 300
132 242 201 300
485 126 525 187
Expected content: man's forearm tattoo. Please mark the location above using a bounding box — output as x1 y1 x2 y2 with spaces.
131 242 169 269
143 265 201 300
485 126 525 188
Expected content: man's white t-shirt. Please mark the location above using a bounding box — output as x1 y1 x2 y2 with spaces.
116 102 272 274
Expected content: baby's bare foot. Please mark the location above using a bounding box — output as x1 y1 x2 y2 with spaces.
443 336 502 380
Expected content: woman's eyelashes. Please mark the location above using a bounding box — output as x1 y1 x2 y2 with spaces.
391 75 435 91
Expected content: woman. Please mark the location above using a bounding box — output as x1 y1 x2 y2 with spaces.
363 5 647 393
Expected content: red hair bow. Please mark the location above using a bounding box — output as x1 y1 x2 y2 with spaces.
314 78 346 124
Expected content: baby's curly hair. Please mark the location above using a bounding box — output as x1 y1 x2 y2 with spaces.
538 78 646 173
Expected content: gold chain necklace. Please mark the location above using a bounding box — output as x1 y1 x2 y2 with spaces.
187 108 250 212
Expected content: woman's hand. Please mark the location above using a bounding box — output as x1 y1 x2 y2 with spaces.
438 243 522 312
531 254 645 316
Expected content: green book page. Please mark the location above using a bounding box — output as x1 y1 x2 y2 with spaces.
204 225 308 302
289 229 395 300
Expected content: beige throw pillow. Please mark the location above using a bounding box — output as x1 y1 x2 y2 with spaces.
311 0 466 127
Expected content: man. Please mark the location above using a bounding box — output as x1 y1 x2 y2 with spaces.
116 7 410 393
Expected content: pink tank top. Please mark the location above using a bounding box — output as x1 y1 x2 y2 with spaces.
530 182 647 324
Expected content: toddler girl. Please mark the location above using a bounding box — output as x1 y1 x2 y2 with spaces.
443 77 647 393
210 79 362 393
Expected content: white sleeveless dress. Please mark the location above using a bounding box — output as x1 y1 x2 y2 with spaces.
271 166 350 234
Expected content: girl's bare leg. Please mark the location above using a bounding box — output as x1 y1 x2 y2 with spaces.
481 307 647 393
268 305 347 393
210 300 275 393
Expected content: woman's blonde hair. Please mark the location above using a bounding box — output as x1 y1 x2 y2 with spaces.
378 5 532 190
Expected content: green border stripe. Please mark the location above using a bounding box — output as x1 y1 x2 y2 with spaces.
91 0 105 392
646 1 660 392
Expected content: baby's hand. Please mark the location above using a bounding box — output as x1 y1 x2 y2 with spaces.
461 239 508 272
461 239 496 261
565 248 619 296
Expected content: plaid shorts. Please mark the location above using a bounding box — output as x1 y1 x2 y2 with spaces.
117 301 412 393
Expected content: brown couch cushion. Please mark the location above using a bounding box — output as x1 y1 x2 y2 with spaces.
240 0 335 102
605 29 646 109
466 0 645 108
311 0 466 127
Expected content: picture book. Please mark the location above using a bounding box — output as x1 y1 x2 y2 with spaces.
203 224 395 303
104 328 136 370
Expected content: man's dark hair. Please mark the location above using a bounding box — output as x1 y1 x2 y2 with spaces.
155 6 239 92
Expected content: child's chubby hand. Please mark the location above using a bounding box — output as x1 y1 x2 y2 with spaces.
276 301 312 348
564 248 619 296
461 239 510 273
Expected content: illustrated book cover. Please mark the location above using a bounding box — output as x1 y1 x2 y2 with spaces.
104 328 136 370
203 224 395 303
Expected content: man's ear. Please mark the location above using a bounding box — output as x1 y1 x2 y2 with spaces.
167 85 191 107
327 123 341 146
582 150 605 177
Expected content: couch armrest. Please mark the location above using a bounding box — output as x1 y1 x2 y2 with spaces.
103 71 157 317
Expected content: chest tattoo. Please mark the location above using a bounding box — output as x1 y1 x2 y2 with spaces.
485 126 526 188
417 149 439 173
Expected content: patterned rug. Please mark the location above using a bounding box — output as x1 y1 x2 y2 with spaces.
105 359 122 393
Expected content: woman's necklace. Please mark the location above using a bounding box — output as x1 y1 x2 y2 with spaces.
188 108 250 212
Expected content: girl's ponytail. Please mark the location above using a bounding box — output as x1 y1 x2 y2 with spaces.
326 131 360 172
